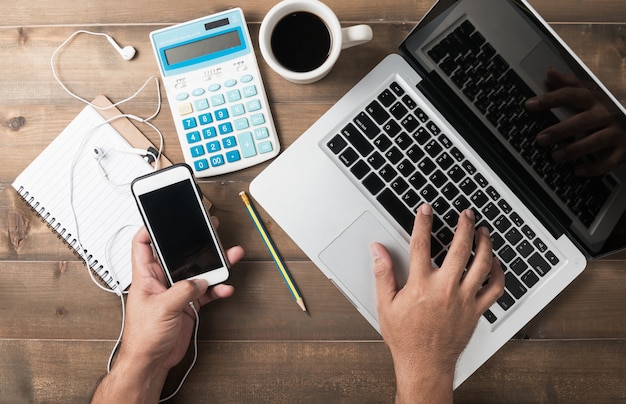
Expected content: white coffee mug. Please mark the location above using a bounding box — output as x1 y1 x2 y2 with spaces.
259 0 373 84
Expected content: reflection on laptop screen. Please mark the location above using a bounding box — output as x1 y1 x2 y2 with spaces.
400 0 626 257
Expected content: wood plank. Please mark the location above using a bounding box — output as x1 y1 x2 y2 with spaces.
0 0 624 26
1 339 625 403
0 24 624 106
1 258 625 341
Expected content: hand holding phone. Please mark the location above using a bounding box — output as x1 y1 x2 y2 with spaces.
131 163 229 286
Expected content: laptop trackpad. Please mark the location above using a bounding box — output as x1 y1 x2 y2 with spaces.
319 211 410 318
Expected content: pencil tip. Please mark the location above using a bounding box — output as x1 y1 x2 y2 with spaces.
297 298 307 312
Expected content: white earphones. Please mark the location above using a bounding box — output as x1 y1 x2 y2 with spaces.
104 34 137 61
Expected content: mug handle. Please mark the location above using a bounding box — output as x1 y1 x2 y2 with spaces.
341 24 373 50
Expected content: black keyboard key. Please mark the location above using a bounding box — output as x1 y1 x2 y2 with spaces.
401 114 419 133
366 100 390 125
450 147 465 161
406 144 425 163
415 108 429 123
533 238 548 253
437 227 455 245
403 190 421 208
448 165 466 183
390 81 405 96
521 270 540 288
354 112 380 139
510 257 529 275
413 127 431 144
350 160 370 180
425 139 443 158
408 173 427 190
546 251 560 266
420 184 438 202
460 177 477 195
494 215 512 233
486 186 500 200
377 189 415 234
391 177 409 195
497 290 515 311
497 199 512 214
430 169 448 188
505 228 523 246
385 146 404 165
475 173 488 188
432 197 450 215
373 134 392 152
363 173 385 195
339 147 359 167
453 195 471 211
426 121 441 136
418 158 437 175
443 210 459 227
343 123 374 157
491 233 505 251
471 190 489 208
516 240 534 258
402 95 417 110
505 272 527 299
394 132 413 150
510 212 524 227
379 164 397 182
378 89 396 107
367 152 385 170
396 159 415 178
528 252 551 276
462 160 476 175
436 152 454 170
441 182 460 199
327 135 347 154
499 245 516 263
383 120 402 137
390 102 409 120
483 309 498 324
483 202 500 220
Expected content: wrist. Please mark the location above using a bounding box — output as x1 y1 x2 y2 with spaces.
92 353 170 404
392 356 455 404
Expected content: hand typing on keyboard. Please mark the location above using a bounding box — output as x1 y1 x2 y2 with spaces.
370 204 504 403
526 68 626 177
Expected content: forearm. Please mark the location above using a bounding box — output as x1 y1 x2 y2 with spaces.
393 359 454 404
91 356 169 404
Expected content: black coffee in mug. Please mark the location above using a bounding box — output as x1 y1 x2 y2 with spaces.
271 11 332 73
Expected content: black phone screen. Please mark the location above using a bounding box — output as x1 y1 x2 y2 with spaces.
138 179 223 283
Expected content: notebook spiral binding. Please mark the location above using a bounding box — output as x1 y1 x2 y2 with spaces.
15 186 119 291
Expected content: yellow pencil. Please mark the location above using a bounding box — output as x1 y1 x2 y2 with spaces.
239 191 306 312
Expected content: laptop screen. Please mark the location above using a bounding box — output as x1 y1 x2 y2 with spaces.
399 0 626 258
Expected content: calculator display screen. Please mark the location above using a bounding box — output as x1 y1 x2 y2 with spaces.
164 29 242 66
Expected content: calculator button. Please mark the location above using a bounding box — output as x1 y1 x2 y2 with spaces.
179 103 193 116
258 141 274 154
230 104 246 116
214 108 230 121
210 155 226 167
218 122 233 135
208 83 221 92
194 98 209 111
240 74 253 83
239 132 257 158
203 127 217 139
227 90 242 102
243 85 257 97
224 79 237 87
194 159 209 171
226 150 241 162
211 94 225 106
198 113 213 125
183 117 197 129
246 100 262 112
234 118 249 130
176 92 189 101
186 131 201 144
192 88 205 96
251 113 265 126
222 136 237 148
207 141 221 153
190 145 205 157
254 127 269 140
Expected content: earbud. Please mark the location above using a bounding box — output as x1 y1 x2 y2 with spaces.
92 146 158 163
92 146 105 160
105 34 136 61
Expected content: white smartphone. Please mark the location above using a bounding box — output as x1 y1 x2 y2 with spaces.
131 163 229 286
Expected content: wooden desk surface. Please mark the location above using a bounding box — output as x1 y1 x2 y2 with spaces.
1 1 625 402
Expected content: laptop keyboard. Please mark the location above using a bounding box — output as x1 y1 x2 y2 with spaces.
324 80 561 324
427 19 612 227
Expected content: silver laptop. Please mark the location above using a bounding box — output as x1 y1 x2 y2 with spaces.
251 0 626 387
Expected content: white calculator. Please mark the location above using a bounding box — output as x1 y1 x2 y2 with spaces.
150 8 279 177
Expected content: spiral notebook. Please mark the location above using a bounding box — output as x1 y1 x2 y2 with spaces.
12 96 172 291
